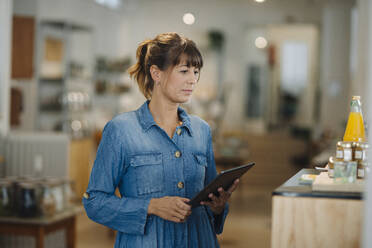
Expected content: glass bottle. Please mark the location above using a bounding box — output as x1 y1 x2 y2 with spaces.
0 179 13 216
343 96 366 142
40 182 56 217
18 182 38 217
335 141 344 160
63 179 76 209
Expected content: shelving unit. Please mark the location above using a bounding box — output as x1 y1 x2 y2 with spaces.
35 20 93 137
91 57 135 129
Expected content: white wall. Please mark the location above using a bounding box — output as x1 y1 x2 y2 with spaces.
36 0 132 57
354 0 369 104
0 0 13 136
362 0 372 246
13 0 37 16
319 0 353 136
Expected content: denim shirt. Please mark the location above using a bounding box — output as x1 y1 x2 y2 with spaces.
83 101 229 248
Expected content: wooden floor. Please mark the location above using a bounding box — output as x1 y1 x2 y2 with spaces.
76 129 307 248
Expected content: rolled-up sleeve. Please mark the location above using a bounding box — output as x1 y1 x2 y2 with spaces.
82 121 151 235
204 126 229 234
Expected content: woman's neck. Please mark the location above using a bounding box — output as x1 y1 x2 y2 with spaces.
148 97 180 127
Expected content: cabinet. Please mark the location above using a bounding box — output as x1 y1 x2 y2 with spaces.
69 138 94 198
11 16 35 79
271 169 363 248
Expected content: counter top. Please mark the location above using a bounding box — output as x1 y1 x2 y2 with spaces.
0 204 83 225
272 168 363 200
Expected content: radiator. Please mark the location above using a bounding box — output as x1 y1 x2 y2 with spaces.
0 131 70 248
0 131 69 178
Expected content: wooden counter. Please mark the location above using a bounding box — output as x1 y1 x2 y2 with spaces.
271 169 363 248
0 205 83 248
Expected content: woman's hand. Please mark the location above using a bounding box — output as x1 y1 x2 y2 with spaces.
148 196 192 223
200 179 239 215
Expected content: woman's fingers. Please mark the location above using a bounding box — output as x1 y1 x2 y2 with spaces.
200 181 241 215
227 179 240 194
200 200 213 207
217 187 230 201
176 199 192 211
173 198 192 219
179 197 191 203
152 196 193 223
174 207 191 218
171 208 188 220
209 193 224 207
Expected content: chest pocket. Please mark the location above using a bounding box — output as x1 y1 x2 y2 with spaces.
194 154 207 189
130 153 164 195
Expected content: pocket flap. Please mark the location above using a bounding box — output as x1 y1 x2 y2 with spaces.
194 154 207 166
130 153 162 166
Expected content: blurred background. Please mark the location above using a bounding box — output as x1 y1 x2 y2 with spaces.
0 0 372 247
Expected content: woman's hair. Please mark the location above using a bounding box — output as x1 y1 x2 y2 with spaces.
128 32 203 99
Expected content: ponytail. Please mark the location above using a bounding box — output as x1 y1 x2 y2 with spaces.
128 40 153 99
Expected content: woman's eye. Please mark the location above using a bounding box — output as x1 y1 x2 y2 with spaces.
194 70 199 75
181 70 188 74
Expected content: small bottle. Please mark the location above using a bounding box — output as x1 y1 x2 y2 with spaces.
336 141 344 160
328 156 335 178
40 183 56 217
343 96 366 142
354 143 363 161
360 143 370 161
357 161 366 179
341 142 353 161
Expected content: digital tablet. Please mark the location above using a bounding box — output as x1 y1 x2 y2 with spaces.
189 162 255 208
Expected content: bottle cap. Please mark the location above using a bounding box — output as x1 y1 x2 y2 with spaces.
352 96 361 100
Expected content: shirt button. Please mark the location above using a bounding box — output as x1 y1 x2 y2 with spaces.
83 192 90 199
177 129 182 135
175 151 181 158
177 182 184 189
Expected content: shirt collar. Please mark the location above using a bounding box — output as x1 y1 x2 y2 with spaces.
137 100 193 136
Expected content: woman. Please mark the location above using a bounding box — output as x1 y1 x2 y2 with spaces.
83 32 239 247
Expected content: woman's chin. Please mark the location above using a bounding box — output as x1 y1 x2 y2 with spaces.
178 96 192 104
171 94 192 104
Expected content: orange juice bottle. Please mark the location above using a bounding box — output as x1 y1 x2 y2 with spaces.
343 96 366 142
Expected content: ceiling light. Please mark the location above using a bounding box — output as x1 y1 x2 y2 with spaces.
95 0 121 9
183 13 195 25
255 37 268 49
255 0 266 3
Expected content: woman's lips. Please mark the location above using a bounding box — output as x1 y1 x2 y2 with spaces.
182 90 192 95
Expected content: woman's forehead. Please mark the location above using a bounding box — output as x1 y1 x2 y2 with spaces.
176 55 199 68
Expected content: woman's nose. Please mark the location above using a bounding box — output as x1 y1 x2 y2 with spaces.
188 74 197 84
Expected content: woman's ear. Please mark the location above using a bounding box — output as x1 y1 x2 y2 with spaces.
150 65 162 83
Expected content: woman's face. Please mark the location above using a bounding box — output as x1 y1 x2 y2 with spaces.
158 57 200 104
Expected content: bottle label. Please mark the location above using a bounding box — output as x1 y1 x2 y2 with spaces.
358 168 364 178
355 151 363 160
344 149 352 161
336 150 343 159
